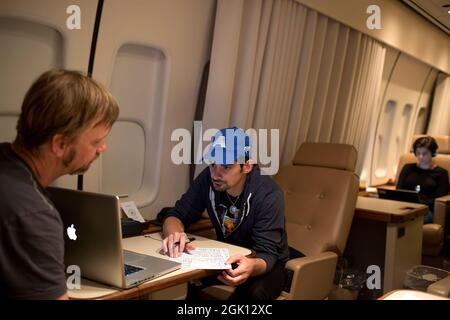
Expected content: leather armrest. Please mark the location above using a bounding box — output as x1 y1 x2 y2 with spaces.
423 224 444 245
427 275 450 298
433 196 449 226
375 183 396 190
435 194 450 203
281 251 337 300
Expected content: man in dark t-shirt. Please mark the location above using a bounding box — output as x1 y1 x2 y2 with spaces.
0 143 66 299
0 70 119 299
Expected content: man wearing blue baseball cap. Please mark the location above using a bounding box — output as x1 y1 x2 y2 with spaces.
161 127 290 300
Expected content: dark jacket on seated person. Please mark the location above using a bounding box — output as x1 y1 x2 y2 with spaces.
165 166 290 273
397 163 449 211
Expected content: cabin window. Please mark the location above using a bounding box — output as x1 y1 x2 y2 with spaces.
414 106 429 134
392 104 412 175
101 43 167 205
374 100 396 178
0 17 63 142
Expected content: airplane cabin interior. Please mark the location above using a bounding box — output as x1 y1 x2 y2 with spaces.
0 0 450 302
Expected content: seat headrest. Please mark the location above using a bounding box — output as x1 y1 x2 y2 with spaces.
434 135 450 154
293 143 357 171
412 135 450 154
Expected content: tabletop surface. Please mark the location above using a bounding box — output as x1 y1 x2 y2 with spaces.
379 289 448 300
355 196 428 223
68 232 251 299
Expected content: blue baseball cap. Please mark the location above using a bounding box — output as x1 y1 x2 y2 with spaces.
203 127 251 165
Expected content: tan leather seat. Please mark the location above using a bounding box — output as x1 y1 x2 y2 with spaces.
273 142 359 299
427 273 450 298
394 135 450 256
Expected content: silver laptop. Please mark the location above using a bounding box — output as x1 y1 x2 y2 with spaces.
47 187 181 289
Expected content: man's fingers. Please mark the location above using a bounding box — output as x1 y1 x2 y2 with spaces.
226 266 244 277
163 232 191 257
217 273 234 287
168 233 176 257
225 254 243 265
218 271 244 286
173 245 180 258
178 233 187 253
162 238 168 254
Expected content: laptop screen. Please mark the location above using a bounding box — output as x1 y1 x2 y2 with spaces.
47 186 126 288
377 188 421 203
47 186 181 289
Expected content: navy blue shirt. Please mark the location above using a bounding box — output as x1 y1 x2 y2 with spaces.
165 166 289 272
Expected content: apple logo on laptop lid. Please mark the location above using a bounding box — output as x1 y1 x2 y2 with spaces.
67 224 77 240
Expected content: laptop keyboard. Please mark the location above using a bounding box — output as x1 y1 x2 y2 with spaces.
124 264 144 276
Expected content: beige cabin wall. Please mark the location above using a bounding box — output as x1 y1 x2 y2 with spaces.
296 0 450 75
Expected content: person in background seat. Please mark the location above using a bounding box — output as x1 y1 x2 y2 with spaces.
397 136 449 224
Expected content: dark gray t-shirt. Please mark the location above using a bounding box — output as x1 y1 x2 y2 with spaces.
0 143 66 299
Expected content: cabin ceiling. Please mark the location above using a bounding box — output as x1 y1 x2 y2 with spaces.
402 0 450 34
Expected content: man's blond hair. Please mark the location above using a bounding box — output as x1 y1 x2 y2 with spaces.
15 69 119 150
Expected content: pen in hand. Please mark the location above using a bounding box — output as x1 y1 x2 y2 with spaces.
173 236 196 247
160 236 196 257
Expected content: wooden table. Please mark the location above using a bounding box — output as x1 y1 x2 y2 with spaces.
355 196 428 223
68 233 251 300
378 289 448 300
344 196 428 298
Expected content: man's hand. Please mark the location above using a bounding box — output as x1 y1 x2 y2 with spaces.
217 255 266 286
161 216 194 257
162 231 195 258
57 292 69 300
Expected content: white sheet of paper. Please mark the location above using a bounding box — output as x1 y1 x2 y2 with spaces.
120 201 145 223
170 248 232 270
